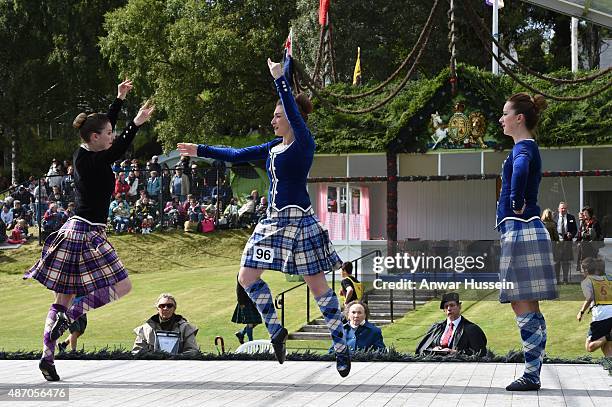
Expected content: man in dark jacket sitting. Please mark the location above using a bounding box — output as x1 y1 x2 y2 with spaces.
416 292 487 356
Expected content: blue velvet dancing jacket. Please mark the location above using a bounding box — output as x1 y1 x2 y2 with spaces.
197 75 314 212
496 139 542 226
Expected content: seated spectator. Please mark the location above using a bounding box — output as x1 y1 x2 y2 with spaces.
10 200 27 228
186 195 203 223
1 204 13 228
109 194 129 219
237 196 256 225
42 203 63 234
163 197 185 228
338 301 385 353
132 293 199 355
141 216 154 234
416 292 487 356
8 219 28 244
221 197 239 227
255 196 268 222
65 202 76 219
577 257 612 357
203 197 218 219
134 195 157 228
112 201 131 233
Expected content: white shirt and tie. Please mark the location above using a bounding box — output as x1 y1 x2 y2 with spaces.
440 316 462 347
557 214 567 236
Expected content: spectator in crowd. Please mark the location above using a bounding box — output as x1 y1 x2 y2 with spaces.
541 209 560 280
120 159 131 174
133 166 147 196
13 185 33 209
7 219 28 244
57 314 87 354
199 178 213 203
170 167 190 202
339 261 361 308
61 166 75 205
555 202 577 285
237 195 256 226
222 197 239 227
11 200 27 228
141 216 154 234
161 168 171 204
126 171 140 204
186 195 203 223
149 155 162 174
416 292 488 356
46 159 63 192
1 204 13 228
577 257 612 357
65 202 76 219
212 178 232 207
132 293 199 355
232 277 262 344
108 194 127 219
178 155 192 180
112 160 122 173
114 172 130 197
33 178 48 223
112 201 131 233
339 301 385 353
203 197 218 219
42 203 63 234
576 206 604 264
255 196 268 221
48 186 64 208
163 196 184 228
134 195 157 229
146 170 161 201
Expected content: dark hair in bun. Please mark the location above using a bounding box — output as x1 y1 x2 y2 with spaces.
276 93 314 121
507 92 547 131
73 112 110 142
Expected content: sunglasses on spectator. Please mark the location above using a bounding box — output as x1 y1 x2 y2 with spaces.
158 303 175 309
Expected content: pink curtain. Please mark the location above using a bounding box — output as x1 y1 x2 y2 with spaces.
317 183 328 225
361 186 370 240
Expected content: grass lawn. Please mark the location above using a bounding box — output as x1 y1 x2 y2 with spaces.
0 230 597 359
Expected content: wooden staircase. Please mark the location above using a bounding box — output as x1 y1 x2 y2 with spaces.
288 289 439 340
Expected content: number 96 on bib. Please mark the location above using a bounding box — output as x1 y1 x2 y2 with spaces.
253 246 274 264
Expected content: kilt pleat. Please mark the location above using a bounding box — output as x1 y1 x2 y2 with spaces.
24 217 127 295
498 217 559 303
241 207 342 275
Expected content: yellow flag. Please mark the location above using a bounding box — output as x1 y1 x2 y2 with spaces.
352 47 362 86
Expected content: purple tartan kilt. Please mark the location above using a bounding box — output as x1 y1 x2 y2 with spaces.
24 217 127 296
241 207 342 275
498 218 559 303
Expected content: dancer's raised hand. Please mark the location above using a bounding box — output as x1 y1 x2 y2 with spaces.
117 79 133 100
267 58 283 80
177 143 198 157
134 100 155 126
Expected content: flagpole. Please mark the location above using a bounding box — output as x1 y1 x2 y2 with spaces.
492 0 499 75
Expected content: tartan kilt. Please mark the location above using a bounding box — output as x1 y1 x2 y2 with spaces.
498 217 559 303
24 217 128 296
231 302 263 325
241 207 342 275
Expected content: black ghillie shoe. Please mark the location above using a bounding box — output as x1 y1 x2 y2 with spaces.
505 377 541 391
336 348 351 378
39 359 60 382
50 312 70 342
270 327 288 364
235 331 245 345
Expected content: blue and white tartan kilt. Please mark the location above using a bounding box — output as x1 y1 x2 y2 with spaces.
241 207 342 275
24 216 128 296
498 217 559 303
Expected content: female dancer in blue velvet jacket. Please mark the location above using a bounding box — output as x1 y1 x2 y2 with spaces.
178 58 350 377
496 93 558 391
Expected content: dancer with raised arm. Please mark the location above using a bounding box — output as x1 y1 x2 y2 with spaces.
178 58 350 377
25 80 155 381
